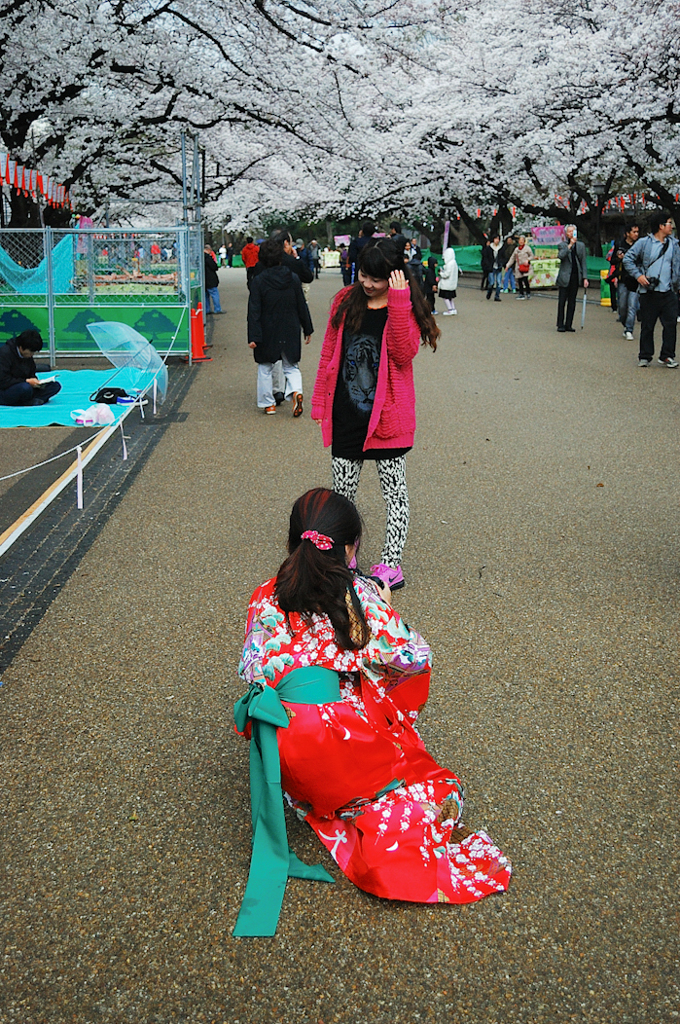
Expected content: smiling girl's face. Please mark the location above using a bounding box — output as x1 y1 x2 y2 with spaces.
358 270 389 300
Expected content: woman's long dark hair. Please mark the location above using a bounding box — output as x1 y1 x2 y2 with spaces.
331 238 440 350
275 488 371 650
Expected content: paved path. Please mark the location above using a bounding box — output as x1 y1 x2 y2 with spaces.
0 269 678 1024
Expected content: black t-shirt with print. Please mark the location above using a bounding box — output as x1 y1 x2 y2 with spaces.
332 306 410 461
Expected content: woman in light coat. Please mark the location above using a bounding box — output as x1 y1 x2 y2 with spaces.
505 236 534 299
437 247 459 314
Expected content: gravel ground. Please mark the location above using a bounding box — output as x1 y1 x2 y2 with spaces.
0 269 678 1024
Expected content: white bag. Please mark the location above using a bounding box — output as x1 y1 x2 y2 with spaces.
70 403 116 426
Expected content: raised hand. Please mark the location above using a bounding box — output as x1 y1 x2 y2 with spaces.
388 269 408 290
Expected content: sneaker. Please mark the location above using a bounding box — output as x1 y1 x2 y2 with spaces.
625 331 634 341
637 359 651 367
658 356 679 368
443 310 455 316
516 295 526 300
494 296 501 302
292 392 304 417
264 404 277 414
369 563 405 591
432 310 440 315
450 309 458 314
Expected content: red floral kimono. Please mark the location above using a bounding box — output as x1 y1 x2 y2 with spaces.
238 575 511 904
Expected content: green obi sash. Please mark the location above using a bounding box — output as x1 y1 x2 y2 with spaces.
233 666 340 937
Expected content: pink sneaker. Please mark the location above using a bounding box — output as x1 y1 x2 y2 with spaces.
369 563 405 591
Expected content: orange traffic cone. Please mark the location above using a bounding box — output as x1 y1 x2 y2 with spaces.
197 302 213 349
185 306 211 362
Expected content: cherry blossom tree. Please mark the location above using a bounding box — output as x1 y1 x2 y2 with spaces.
2 0 679 237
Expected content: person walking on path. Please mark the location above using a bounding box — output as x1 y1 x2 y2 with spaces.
252 230 314 288
240 237 260 286
309 239 321 278
347 220 377 283
610 224 640 342
437 247 459 314
247 239 313 415
483 235 504 301
623 210 680 367
233 486 511 936
556 226 588 332
505 236 534 300
501 235 517 293
340 243 351 286
423 256 439 313
295 239 315 298
0 330 61 406
480 238 490 291
311 238 439 591
203 246 223 313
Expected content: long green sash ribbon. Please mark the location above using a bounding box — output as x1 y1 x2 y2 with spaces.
233 666 339 937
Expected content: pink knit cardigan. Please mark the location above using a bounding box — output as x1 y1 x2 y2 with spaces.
311 286 423 451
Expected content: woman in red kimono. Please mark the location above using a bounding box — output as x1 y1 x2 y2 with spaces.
234 488 511 936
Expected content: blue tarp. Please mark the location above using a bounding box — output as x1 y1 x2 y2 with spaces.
0 235 75 294
0 367 154 428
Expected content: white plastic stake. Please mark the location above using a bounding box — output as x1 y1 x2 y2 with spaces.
120 421 128 461
138 394 145 421
153 378 158 415
76 445 83 509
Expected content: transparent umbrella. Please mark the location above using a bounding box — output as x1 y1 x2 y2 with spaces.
86 321 168 402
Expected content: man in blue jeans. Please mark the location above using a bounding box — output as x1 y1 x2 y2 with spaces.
0 330 61 406
623 210 680 367
203 245 223 313
611 224 640 342
484 235 504 301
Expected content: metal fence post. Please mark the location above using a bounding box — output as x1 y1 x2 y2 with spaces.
44 225 56 367
198 225 206 324
178 225 191 364
87 232 95 305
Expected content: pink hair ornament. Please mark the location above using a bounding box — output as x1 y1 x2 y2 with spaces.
301 530 334 551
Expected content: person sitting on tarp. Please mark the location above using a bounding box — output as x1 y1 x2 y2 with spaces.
0 330 61 407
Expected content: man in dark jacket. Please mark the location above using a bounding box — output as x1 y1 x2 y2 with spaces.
247 238 313 416
203 245 223 313
348 220 377 283
610 224 640 341
623 211 680 367
556 226 589 332
0 330 61 406
251 230 314 287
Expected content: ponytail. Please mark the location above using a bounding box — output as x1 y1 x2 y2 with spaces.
274 489 370 650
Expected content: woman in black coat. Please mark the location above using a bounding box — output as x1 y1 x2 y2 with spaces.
247 238 314 416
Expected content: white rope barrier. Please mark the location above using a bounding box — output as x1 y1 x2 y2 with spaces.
0 429 103 483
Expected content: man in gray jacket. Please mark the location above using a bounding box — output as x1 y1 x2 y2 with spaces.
623 210 680 367
556 226 589 332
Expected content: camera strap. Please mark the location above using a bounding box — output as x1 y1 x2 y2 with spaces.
643 237 670 275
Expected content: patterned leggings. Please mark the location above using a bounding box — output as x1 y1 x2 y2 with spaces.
332 456 410 568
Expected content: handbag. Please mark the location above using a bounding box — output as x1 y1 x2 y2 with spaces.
518 263 530 273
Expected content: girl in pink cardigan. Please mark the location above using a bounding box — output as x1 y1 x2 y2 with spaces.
311 239 439 590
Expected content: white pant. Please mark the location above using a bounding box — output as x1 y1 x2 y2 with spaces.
257 356 302 408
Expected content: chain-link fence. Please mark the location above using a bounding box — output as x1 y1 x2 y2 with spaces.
0 226 203 360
